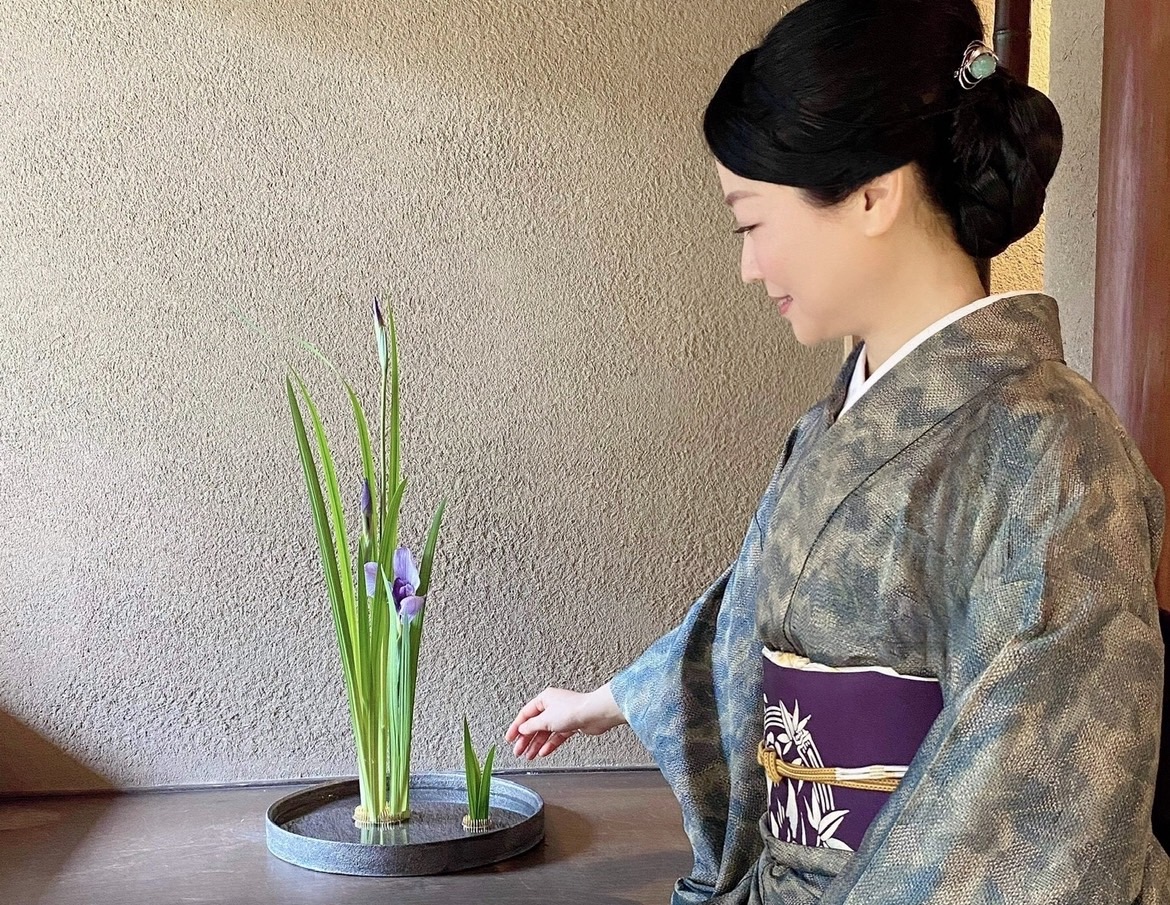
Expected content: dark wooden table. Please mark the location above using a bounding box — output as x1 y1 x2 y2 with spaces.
0 770 692 905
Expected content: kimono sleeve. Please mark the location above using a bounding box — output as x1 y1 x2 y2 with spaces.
610 563 766 905
823 414 1170 904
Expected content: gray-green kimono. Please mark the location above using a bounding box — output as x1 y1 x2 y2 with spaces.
611 294 1170 903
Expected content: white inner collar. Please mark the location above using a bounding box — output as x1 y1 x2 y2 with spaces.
840 292 1030 417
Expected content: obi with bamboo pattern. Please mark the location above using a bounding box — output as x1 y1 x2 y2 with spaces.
761 649 943 852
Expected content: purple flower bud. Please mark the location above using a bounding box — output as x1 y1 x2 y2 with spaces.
373 298 388 373
391 577 414 604
364 562 379 597
401 594 424 621
360 480 372 535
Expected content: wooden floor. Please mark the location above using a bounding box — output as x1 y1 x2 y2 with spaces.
0 770 692 905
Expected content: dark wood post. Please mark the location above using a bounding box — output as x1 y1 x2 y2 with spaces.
993 0 1032 85
1094 0 1170 611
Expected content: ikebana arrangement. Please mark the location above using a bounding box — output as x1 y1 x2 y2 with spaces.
461 717 497 833
285 299 444 827
264 298 546 874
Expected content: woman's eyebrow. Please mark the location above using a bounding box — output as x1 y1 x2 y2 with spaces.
724 190 758 206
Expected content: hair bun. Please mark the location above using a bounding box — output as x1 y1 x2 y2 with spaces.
946 70 1064 258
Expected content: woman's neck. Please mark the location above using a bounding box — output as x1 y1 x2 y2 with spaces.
857 255 988 375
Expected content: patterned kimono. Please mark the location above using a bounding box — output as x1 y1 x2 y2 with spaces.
611 294 1170 904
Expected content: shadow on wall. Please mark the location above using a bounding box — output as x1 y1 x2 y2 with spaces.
0 711 114 796
0 712 116 902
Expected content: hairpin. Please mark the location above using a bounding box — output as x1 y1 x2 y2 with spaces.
955 40 999 90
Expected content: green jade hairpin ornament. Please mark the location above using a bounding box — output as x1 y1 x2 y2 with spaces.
955 40 999 90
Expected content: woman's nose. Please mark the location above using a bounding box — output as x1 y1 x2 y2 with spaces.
740 240 763 285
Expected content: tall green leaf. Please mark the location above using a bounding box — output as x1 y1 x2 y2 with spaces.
286 377 354 685
417 498 446 596
288 376 373 812
299 339 379 541
463 717 480 815
388 305 401 497
292 373 358 668
478 745 497 817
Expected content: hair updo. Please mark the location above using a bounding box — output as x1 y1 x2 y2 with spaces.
704 0 1063 259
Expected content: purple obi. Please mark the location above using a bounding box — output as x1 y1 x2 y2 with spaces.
761 650 943 852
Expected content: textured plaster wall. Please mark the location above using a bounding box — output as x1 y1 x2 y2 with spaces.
1043 0 1103 378
0 0 841 792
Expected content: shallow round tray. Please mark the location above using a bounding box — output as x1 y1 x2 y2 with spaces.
266 773 544 876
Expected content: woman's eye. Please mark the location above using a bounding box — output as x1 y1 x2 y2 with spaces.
733 224 757 236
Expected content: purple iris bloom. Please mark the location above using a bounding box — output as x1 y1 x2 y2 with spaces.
391 578 414 604
400 594 424 621
392 547 424 616
393 547 420 594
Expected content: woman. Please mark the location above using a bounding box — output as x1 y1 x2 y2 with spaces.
506 1 1169 901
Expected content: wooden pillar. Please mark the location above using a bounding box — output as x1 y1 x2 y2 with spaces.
993 0 1032 85
1094 0 1170 610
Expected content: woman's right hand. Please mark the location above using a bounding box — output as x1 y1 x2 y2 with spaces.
505 683 626 760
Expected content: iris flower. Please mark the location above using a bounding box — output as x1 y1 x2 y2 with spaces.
393 547 425 620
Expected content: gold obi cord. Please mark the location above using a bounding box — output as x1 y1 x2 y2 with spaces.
756 741 904 794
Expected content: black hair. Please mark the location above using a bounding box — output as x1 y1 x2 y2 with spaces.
703 0 1063 259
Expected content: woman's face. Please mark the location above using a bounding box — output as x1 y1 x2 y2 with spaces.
717 162 875 346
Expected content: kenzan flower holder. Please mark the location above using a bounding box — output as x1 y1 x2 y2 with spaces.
266 773 544 876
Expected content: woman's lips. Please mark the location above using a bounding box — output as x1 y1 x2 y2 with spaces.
773 295 793 315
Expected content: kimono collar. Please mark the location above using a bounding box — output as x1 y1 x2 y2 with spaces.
759 293 1065 647
826 292 1064 428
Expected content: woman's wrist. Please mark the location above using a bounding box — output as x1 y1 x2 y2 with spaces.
582 682 627 734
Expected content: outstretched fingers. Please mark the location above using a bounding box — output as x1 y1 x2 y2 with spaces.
505 687 587 759
538 731 576 757
506 699 543 742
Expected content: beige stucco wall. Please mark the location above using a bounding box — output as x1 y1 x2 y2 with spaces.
1043 0 1103 378
0 0 842 792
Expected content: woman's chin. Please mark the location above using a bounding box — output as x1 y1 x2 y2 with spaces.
784 318 818 346
786 320 844 349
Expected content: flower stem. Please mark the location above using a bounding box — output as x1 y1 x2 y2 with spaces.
379 364 388 549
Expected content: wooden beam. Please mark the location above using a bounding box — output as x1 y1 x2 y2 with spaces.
1094 0 1170 609
994 0 1033 83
